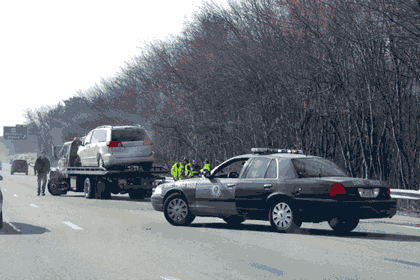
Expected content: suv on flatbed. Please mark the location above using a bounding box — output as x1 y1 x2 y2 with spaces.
151 148 397 234
76 125 154 171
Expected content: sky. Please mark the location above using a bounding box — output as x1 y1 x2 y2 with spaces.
0 0 232 137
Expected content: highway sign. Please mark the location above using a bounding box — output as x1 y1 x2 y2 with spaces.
3 125 27 140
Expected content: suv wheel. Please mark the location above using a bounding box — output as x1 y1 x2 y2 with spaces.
269 200 302 233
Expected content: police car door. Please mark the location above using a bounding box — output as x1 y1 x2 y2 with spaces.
235 157 277 218
195 158 247 215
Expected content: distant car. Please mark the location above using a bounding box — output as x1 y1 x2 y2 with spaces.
11 159 28 175
0 175 3 229
76 125 154 171
151 148 397 234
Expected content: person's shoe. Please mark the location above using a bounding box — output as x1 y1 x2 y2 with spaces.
37 193 40 196
42 193 45 196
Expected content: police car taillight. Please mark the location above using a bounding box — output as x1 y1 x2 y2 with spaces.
387 188 391 195
107 142 123 147
330 183 346 196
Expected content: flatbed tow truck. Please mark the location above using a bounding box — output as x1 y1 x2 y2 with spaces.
47 139 169 200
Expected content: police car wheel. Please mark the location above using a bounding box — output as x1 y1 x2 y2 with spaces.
269 200 301 233
328 217 359 234
164 194 195 226
222 216 246 226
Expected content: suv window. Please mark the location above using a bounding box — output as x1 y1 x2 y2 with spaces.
91 130 107 143
245 157 272 179
59 145 70 158
112 128 148 142
292 158 347 178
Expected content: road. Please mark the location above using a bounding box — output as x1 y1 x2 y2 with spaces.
0 164 420 280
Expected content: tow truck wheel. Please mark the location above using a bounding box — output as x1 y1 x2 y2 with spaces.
129 190 145 200
164 193 195 226
84 177 96 199
48 179 62 196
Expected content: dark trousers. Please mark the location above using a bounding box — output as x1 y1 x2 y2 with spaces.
37 173 48 194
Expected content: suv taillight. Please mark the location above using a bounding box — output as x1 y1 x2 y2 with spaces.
143 140 153 146
107 142 123 147
330 183 347 196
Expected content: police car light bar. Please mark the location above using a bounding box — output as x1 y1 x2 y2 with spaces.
251 148 303 154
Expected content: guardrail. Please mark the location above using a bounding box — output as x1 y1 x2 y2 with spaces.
390 189 420 200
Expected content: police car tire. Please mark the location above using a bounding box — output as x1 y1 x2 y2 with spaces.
328 217 359 234
164 194 195 226
269 200 302 233
222 216 246 226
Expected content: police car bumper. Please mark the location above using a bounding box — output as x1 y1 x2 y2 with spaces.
151 195 164 212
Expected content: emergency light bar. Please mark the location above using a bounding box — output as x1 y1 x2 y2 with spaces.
251 148 304 154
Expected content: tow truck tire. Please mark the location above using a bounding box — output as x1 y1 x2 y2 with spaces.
84 177 96 199
163 193 195 226
48 179 62 196
129 190 145 200
96 180 111 200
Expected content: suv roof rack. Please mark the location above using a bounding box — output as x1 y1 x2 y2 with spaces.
251 148 304 155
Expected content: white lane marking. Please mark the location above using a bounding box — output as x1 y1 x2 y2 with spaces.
3 189 6 191
161 277 181 280
5 216 21 233
392 225 420 230
30 204 39 208
63 221 83 230
13 194 18 197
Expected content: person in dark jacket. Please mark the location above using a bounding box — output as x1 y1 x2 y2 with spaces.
34 150 50 196
191 160 201 177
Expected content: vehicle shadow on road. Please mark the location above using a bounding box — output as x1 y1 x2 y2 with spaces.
1 222 50 235
188 222 420 242
59 194 151 202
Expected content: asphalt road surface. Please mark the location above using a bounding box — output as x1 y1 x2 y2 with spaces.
1 164 420 280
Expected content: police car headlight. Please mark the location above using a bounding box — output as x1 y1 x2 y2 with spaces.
153 186 163 195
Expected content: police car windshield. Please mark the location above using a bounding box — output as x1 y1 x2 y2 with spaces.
292 158 347 178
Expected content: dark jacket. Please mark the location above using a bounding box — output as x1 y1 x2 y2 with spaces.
35 156 50 174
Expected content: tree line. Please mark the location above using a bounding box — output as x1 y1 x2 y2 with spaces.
25 0 420 190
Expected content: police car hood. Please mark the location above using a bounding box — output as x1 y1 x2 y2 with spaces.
161 178 203 189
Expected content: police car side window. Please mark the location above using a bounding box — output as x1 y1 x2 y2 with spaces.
264 159 277 178
278 158 296 179
245 157 272 179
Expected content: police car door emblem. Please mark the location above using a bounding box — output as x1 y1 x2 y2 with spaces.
211 184 221 198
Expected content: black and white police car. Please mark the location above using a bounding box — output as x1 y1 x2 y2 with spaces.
151 148 396 234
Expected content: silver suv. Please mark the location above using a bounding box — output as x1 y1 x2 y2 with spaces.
76 125 154 170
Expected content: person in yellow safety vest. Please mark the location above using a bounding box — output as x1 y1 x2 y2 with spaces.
191 160 201 177
182 158 193 179
171 161 182 180
200 159 211 177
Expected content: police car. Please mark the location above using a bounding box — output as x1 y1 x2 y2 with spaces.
151 148 397 234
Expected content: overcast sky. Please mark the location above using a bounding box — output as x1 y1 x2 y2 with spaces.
0 0 231 137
